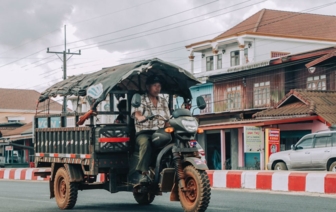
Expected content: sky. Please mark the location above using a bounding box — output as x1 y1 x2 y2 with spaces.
0 0 335 93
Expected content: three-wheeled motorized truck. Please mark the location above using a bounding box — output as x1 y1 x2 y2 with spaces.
34 58 211 212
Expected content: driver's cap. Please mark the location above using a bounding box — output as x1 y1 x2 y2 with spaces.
146 75 162 85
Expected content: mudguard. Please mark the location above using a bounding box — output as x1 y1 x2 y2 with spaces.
64 164 84 182
183 157 208 170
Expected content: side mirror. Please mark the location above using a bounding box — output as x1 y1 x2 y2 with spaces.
196 96 206 110
131 93 141 108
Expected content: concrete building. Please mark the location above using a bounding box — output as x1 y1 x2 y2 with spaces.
185 9 336 170
0 88 62 167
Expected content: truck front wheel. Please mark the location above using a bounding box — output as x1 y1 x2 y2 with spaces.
178 165 211 212
54 167 78 209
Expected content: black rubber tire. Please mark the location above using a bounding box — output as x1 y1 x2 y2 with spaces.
178 165 211 212
328 161 336 172
54 167 78 210
133 192 155 205
274 162 288 171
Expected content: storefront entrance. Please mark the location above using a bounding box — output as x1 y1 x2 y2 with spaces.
206 132 221 170
280 130 311 151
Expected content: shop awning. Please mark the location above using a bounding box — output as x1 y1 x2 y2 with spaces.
227 60 270 73
200 116 318 130
0 134 33 142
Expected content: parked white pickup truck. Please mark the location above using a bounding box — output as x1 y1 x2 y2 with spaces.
268 131 336 171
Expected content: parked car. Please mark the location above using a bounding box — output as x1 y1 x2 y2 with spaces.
267 131 336 171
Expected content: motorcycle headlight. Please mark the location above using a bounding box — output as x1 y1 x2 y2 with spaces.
181 119 198 132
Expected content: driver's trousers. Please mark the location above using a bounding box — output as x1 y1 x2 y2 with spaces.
134 133 152 173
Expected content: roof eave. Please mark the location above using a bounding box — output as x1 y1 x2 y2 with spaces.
200 115 318 130
186 31 336 51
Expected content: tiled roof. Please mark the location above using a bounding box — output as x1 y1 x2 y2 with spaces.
305 50 336 68
187 9 336 48
254 89 336 125
2 122 32 137
0 88 63 111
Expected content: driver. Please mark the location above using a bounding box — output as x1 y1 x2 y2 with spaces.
131 75 170 183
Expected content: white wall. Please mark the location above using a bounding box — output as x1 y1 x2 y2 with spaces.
254 39 333 62
196 37 335 74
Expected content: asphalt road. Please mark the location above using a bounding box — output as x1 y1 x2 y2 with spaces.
0 180 335 212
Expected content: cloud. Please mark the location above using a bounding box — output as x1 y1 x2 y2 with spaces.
0 0 335 92
0 1 73 47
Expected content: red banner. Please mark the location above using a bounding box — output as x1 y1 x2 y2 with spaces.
268 129 280 156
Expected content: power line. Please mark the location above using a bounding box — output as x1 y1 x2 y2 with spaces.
2 0 334 73
34 63 336 116
71 0 157 25
47 25 81 113
0 0 272 71
2 1 335 90
69 0 256 50
50 0 222 48
0 0 221 72
0 0 156 57
73 0 336 53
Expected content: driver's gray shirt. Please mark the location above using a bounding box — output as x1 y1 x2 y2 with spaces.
131 93 170 133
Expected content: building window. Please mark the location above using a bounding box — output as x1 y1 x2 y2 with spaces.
271 51 290 58
217 54 222 69
230 50 239 66
200 94 212 114
227 86 241 110
244 48 249 63
206 56 213 71
254 81 270 107
307 75 326 90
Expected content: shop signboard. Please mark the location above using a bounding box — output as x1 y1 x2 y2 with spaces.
243 126 262 153
5 146 13 151
265 128 280 169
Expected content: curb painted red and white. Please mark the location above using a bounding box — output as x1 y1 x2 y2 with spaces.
0 168 50 181
0 168 105 182
206 170 336 194
2 168 336 194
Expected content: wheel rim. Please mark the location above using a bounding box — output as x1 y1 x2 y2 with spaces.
184 176 198 205
58 178 66 200
332 166 336 172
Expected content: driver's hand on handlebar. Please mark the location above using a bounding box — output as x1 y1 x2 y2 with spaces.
164 121 170 128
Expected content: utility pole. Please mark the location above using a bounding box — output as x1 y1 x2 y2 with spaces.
47 25 81 114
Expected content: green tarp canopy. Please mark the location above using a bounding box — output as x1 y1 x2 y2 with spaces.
39 58 200 108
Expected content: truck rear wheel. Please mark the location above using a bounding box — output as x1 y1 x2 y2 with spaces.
178 165 211 212
54 167 78 209
133 192 155 205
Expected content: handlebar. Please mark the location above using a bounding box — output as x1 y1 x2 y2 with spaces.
138 114 168 123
